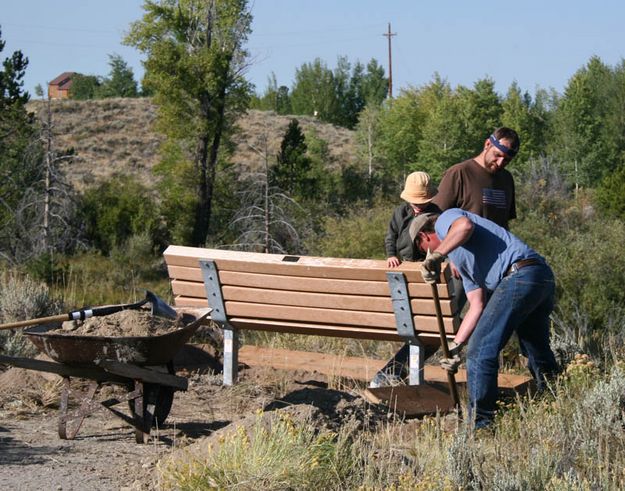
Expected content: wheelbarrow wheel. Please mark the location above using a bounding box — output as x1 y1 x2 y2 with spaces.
142 383 175 427
130 383 175 444
128 363 175 428
127 383 174 428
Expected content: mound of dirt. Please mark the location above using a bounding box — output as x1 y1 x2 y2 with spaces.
52 309 184 337
0 362 61 412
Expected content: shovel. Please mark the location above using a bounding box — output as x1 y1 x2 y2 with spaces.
0 290 177 331
430 280 462 414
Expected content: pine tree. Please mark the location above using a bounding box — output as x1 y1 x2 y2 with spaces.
550 56 613 187
69 74 103 100
501 82 549 171
100 54 138 98
0 27 38 262
271 119 314 199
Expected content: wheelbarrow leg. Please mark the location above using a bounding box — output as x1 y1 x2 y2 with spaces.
58 378 99 440
131 380 157 444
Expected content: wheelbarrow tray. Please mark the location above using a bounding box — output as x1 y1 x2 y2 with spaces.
24 312 207 367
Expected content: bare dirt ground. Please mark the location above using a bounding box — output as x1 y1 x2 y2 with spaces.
0 346 396 491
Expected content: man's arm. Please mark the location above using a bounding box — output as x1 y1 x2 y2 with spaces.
420 214 475 283
384 211 400 258
453 287 485 344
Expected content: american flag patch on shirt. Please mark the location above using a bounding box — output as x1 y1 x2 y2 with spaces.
482 188 507 209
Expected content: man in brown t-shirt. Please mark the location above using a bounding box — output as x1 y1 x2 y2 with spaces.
432 127 520 229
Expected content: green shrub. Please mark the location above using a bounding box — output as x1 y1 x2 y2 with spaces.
79 176 162 255
57 249 171 309
24 253 69 285
594 164 625 220
308 201 392 259
515 207 625 345
512 164 625 349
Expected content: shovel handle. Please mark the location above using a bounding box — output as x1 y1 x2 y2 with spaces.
0 297 149 331
430 281 462 412
0 314 74 330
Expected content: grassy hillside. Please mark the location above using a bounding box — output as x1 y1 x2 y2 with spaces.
26 98 356 191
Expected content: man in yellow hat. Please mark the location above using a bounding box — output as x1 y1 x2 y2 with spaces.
385 171 438 268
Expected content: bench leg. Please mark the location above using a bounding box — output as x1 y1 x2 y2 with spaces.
223 327 239 386
369 339 425 387
408 341 425 385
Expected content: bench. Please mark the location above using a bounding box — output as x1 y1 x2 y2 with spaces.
163 245 461 386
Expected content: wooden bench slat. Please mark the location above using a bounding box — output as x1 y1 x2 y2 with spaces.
165 245 393 269
228 318 446 345
218 271 395 296
169 273 453 299
173 296 456 333
223 286 454 316
224 301 455 333
174 296 459 333
173 283 453 316
207 258 426 282
164 245 449 283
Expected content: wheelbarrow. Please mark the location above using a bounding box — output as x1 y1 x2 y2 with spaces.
0 308 210 443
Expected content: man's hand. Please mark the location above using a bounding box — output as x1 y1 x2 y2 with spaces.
420 250 444 283
440 340 465 373
387 256 401 268
440 355 461 373
447 340 464 357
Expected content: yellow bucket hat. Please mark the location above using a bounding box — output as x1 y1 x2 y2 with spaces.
400 171 435 204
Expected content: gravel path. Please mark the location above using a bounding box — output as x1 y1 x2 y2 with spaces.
0 410 165 490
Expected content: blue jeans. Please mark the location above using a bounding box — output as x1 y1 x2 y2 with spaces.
466 262 559 428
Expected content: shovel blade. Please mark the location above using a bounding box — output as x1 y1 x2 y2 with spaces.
146 291 177 319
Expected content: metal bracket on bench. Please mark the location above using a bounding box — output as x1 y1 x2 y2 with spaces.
200 259 238 386
386 272 425 385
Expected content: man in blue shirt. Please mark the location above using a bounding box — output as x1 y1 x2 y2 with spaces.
418 209 559 428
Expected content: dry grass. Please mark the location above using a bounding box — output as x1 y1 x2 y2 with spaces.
234 110 356 175
158 358 625 490
25 99 356 192
27 98 160 191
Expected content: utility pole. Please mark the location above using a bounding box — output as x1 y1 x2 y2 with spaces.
383 22 396 98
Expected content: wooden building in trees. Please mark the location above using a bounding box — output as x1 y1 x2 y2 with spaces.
48 72 75 99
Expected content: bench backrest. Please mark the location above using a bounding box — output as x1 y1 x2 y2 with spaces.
164 246 460 346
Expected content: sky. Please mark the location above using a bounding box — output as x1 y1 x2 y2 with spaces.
3 0 625 99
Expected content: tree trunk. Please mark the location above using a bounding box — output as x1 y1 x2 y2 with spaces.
193 78 228 246
43 98 52 253
191 133 210 246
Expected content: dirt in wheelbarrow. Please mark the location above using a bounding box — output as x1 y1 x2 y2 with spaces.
0 343 402 490
53 309 184 337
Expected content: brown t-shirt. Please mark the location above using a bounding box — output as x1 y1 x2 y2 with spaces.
431 159 516 229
